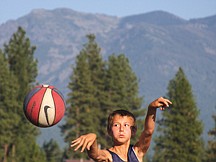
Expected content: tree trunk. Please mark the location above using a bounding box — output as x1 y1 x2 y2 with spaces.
12 144 15 162
3 144 8 162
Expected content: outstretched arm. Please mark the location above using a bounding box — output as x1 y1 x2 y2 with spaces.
71 133 111 161
134 97 172 158
71 133 99 159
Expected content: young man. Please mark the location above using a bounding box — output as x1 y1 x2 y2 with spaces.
71 97 172 162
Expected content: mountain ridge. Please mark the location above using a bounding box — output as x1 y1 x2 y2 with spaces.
120 10 187 26
0 8 215 148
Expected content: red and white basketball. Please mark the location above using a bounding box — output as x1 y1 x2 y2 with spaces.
23 84 66 127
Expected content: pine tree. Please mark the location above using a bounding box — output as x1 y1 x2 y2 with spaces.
42 139 63 162
101 54 144 146
152 67 204 162
4 26 38 100
61 35 144 160
61 34 103 159
205 110 216 162
83 34 106 136
105 54 142 111
15 141 46 162
0 50 20 162
2 26 45 162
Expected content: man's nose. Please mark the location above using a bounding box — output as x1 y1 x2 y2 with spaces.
120 125 124 131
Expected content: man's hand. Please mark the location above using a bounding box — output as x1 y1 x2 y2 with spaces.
71 133 97 152
149 97 172 110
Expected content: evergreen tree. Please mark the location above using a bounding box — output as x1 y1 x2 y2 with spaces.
101 54 144 146
105 54 142 111
83 34 106 136
2 26 45 162
61 35 144 160
0 50 20 162
42 139 63 162
152 67 204 162
15 140 46 162
205 110 216 162
4 26 38 100
61 34 103 159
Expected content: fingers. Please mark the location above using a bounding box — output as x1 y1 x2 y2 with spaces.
81 138 94 152
159 97 172 107
71 137 85 152
149 97 172 110
158 97 172 111
70 134 96 152
86 141 93 150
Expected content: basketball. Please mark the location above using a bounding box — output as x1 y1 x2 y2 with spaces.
23 84 66 127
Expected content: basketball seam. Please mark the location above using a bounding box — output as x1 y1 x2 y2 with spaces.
38 87 47 126
51 89 56 126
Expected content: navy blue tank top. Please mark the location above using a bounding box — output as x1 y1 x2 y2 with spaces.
107 145 139 162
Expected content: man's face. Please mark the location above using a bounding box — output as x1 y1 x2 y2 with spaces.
111 114 134 145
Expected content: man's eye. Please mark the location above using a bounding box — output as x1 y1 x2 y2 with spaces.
113 124 119 127
125 124 130 127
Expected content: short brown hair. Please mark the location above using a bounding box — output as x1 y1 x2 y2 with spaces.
107 109 137 136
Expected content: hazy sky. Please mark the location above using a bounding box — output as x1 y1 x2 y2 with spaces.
0 0 216 24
